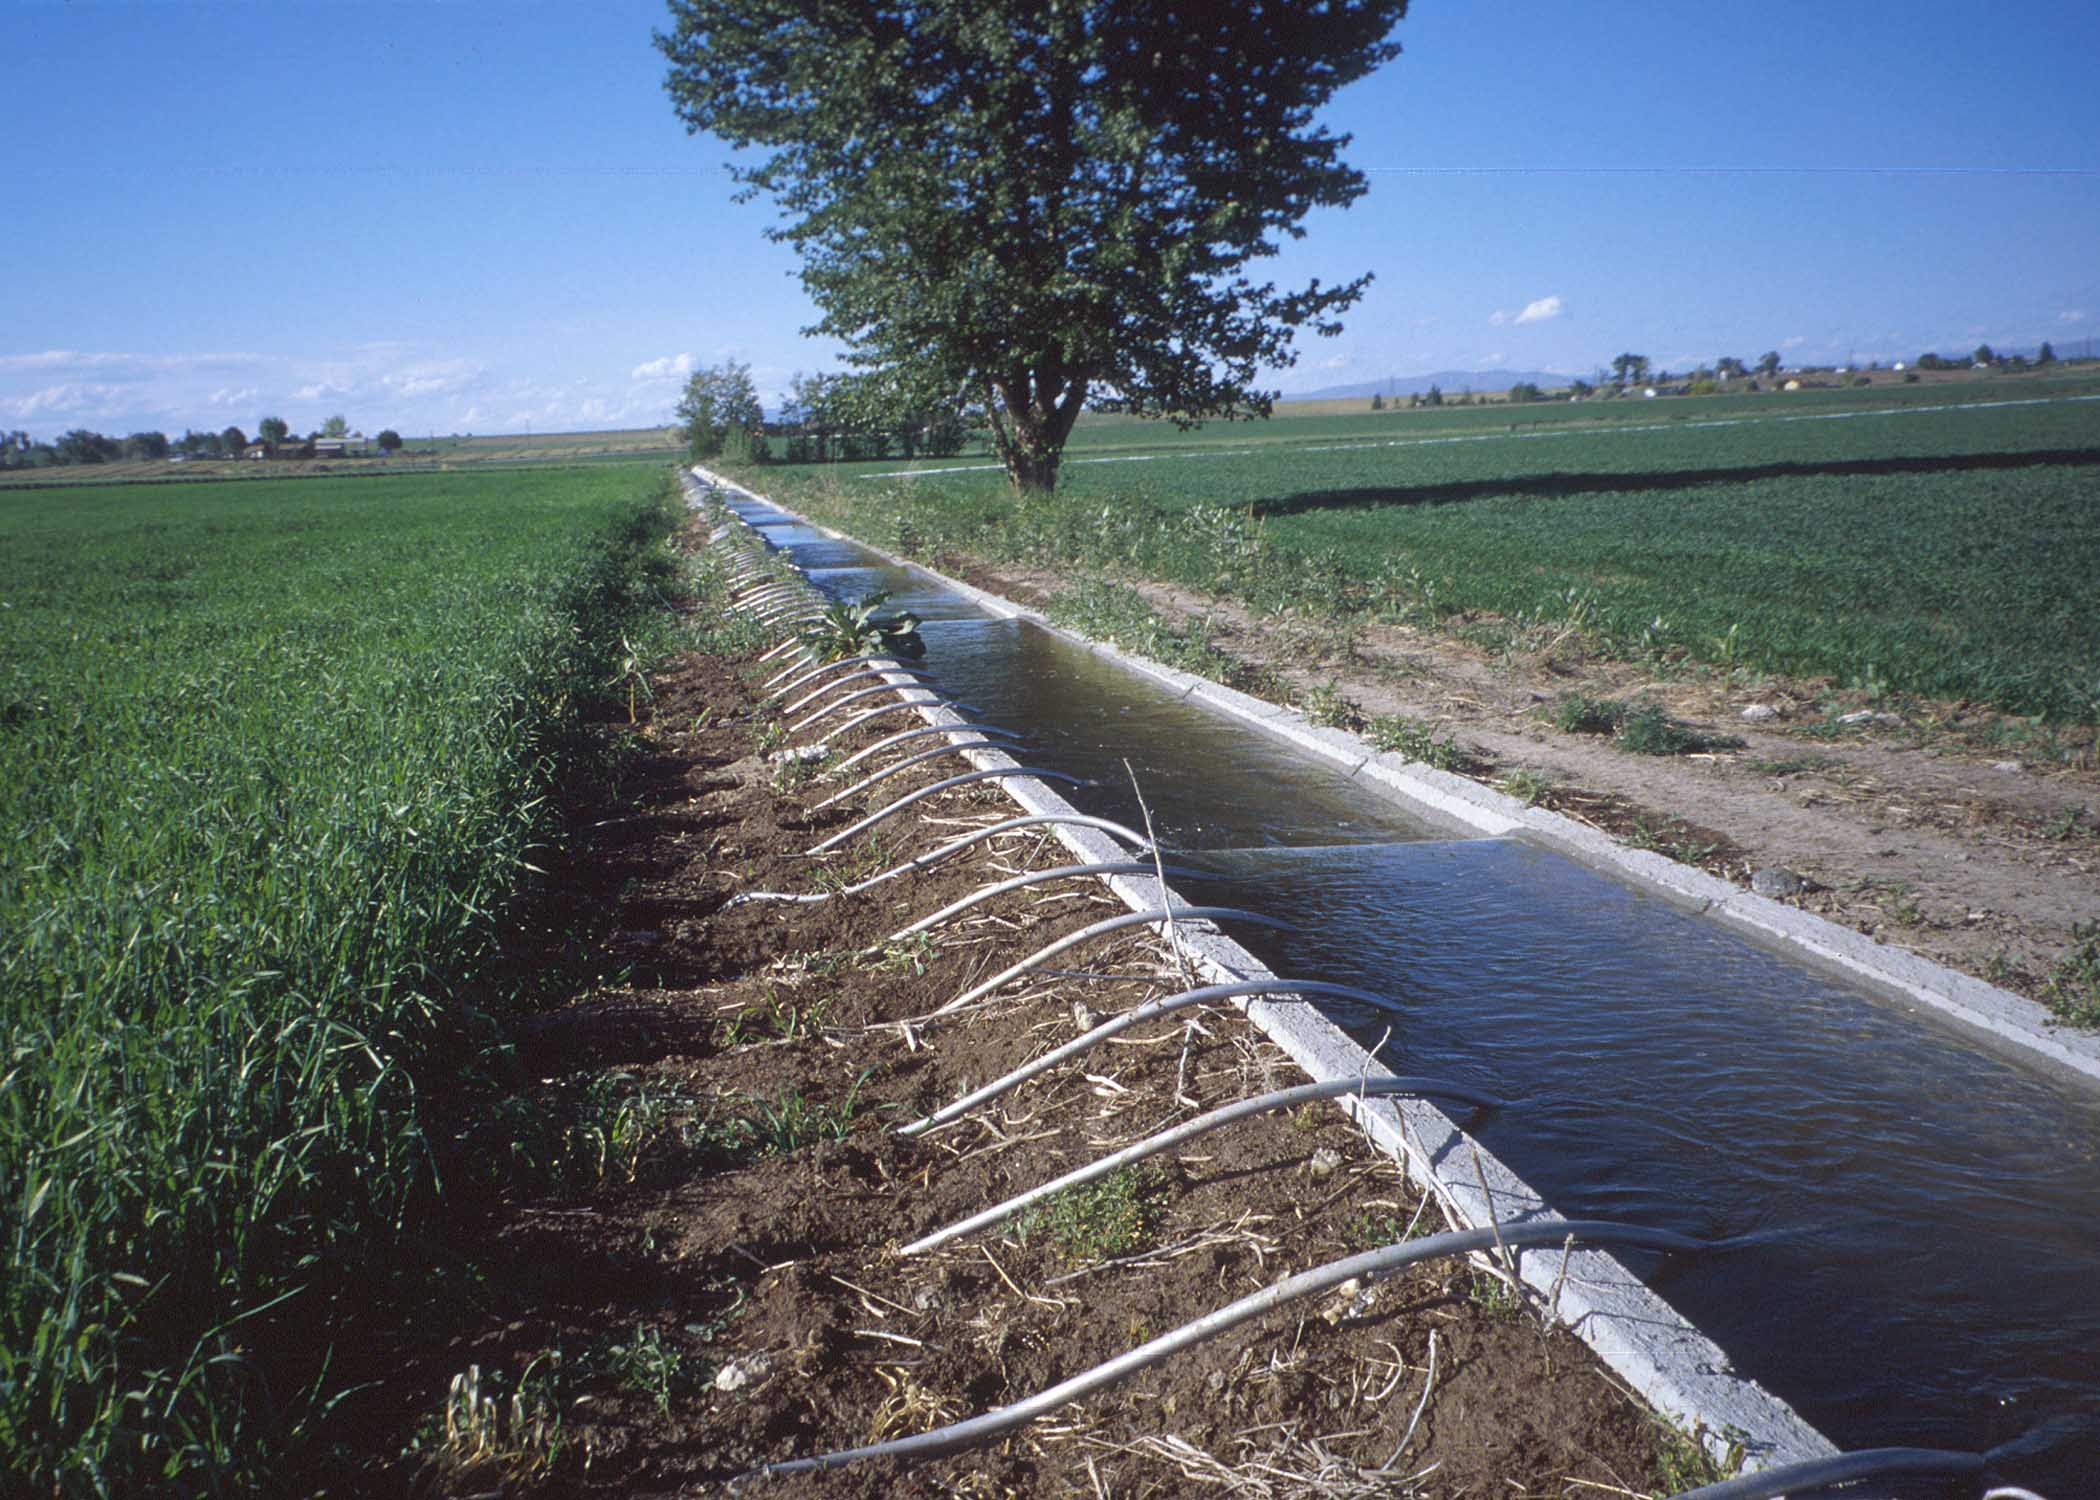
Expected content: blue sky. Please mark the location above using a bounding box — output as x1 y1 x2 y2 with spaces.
7 1 2098 439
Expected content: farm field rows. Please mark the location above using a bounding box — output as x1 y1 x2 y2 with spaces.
0 467 675 1489
753 381 2100 721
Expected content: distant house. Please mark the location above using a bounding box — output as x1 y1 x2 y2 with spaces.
244 442 270 460
311 436 371 458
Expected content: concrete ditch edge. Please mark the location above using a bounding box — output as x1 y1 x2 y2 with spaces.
690 470 1841 1478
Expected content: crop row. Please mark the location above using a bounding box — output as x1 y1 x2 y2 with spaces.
0 469 679 1490
760 453 2100 722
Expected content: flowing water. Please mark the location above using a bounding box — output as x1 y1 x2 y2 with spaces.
723 493 2100 1491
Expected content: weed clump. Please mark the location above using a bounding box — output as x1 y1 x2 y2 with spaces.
1012 1165 1166 1263
1554 694 1744 756
2045 923 2100 1030
1369 713 1469 770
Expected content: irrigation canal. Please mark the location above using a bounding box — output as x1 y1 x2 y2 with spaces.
722 494 2099 1493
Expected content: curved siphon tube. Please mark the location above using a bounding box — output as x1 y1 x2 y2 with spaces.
901 976 1386 1135
810 697 987 747
811 739 1023 811
927 908 1296 1017
886 860 1204 940
804 766 1088 854
789 681 944 734
1663 1448 1987 1500
828 721 1026 775
768 651 930 697
748 1220 1725 1478
900 1074 1498 1254
758 635 810 663
720 813 1156 910
781 664 937 717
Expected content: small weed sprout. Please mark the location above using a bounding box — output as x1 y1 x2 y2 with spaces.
1368 713 1468 770
2044 922 2100 1029
594 1325 692 1417
1302 679 1365 730
1012 1164 1166 1263
875 929 939 975
745 1067 875 1153
1498 767 1550 804
1648 1420 1745 1494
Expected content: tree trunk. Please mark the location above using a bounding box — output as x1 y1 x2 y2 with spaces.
989 368 1089 499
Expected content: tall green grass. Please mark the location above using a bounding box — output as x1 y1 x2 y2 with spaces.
0 467 678 1491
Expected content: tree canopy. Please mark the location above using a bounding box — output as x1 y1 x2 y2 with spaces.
657 0 1408 494
676 359 765 460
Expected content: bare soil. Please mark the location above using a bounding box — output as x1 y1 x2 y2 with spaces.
942 559 2100 1022
342 548 1712 1496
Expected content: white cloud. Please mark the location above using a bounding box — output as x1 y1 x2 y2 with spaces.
0 349 267 377
361 360 484 402
1781 335 1807 349
1479 351 1508 367
1317 351 1356 372
293 381 352 402
2060 309 2089 324
207 386 257 409
1 382 130 421
631 352 694 382
1512 295 1563 326
1488 310 1509 328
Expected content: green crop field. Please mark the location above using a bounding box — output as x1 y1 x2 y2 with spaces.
0 466 677 1489
739 377 2100 722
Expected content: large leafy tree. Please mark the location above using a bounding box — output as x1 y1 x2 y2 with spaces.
657 0 1407 495
676 359 765 459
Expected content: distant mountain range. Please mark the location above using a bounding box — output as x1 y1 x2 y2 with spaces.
1287 370 1564 401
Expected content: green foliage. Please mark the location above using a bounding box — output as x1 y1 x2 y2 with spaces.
722 987 835 1046
1046 577 1283 697
0 466 676 1491
376 428 403 453
1554 693 1630 735
2044 923 2100 1030
1302 679 1365 730
1648 1421 1744 1495
677 359 765 460
1499 768 1550 804
1368 713 1468 770
658 0 1407 493
798 590 926 661
1556 696 1744 756
1012 1165 1166 1263
743 1069 875 1154
1613 702 1745 756
592 1325 696 1417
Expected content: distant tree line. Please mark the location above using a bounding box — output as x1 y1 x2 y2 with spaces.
1 414 404 470
676 359 970 465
